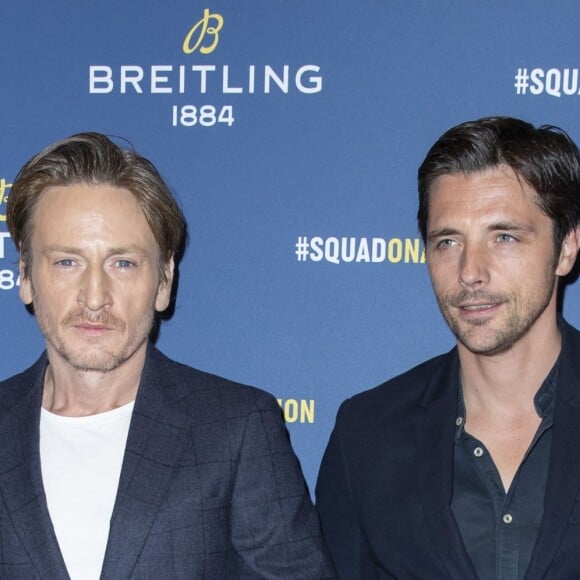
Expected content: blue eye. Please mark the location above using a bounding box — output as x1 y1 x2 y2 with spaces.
116 260 135 269
497 233 517 243
56 259 75 267
436 239 456 249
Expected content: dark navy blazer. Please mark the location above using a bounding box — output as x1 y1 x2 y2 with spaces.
0 347 335 579
316 320 580 580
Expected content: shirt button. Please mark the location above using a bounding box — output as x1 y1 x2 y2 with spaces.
503 514 513 525
456 417 464 426
473 446 484 457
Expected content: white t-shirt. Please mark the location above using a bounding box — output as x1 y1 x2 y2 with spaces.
40 401 134 580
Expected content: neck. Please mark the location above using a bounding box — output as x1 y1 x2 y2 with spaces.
42 347 146 417
458 312 561 416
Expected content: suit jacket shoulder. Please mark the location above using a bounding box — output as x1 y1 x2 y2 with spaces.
0 347 336 580
337 347 458 432
0 354 47 409
106 346 336 579
316 346 469 579
142 346 284 422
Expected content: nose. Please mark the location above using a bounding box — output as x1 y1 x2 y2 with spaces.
77 265 112 311
459 242 490 288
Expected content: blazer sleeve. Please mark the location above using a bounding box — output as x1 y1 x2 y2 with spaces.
228 393 336 579
316 401 379 580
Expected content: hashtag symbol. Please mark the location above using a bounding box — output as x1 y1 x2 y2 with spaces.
514 68 529 95
295 236 309 261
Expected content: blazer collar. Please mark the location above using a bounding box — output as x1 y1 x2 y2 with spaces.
416 349 479 580
0 346 196 580
100 346 196 579
524 319 580 579
0 353 70 579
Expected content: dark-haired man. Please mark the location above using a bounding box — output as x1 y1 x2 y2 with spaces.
1 133 335 579
317 117 580 579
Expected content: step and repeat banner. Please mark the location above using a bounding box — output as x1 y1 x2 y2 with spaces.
1 1 579 492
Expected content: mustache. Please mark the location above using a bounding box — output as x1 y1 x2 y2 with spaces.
63 310 124 329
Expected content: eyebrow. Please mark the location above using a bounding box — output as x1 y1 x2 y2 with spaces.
427 228 460 241
427 222 538 241
487 222 537 234
42 245 151 257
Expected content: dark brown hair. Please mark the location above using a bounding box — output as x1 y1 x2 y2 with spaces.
418 117 580 248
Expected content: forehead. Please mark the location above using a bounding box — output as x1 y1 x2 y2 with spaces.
31 183 156 248
427 166 546 228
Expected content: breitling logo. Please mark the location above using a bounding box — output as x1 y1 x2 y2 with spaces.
0 178 12 223
183 8 224 55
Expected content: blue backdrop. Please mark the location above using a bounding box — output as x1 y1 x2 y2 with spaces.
1 0 579 492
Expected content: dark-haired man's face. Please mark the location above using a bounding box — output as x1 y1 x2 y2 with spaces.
19 184 173 373
425 165 578 356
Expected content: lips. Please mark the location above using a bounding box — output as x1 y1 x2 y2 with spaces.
65 311 124 332
446 292 506 319
454 301 503 321
75 323 110 330
448 289 506 310
73 322 114 335
460 304 496 311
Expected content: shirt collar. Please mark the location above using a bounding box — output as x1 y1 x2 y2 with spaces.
454 356 560 440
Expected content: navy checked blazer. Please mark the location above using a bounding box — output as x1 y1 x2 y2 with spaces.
0 346 336 579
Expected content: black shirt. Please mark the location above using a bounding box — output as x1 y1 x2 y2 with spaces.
451 360 558 580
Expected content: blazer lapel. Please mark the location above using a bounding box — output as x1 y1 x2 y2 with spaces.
100 348 195 580
0 355 69 579
416 350 479 580
525 322 580 579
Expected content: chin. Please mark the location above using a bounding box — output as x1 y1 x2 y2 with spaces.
61 349 126 373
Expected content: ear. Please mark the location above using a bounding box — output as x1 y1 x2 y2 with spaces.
155 256 175 312
18 259 33 305
555 226 580 277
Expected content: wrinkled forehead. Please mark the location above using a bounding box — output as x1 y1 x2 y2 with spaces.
426 167 551 233
30 184 158 251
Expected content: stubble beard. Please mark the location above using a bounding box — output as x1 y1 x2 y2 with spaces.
35 307 155 374
435 274 557 357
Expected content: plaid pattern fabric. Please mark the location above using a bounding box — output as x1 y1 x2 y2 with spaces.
0 347 335 579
